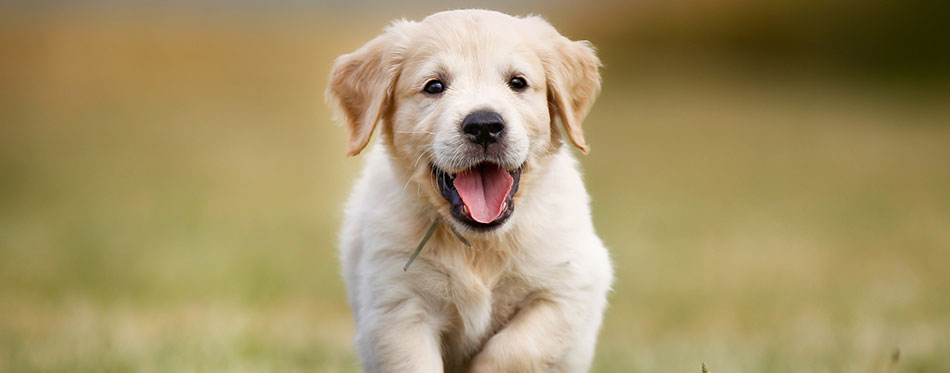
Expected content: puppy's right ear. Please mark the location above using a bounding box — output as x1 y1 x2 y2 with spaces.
326 22 410 156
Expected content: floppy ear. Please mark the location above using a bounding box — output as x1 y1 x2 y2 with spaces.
326 22 409 156
532 18 602 153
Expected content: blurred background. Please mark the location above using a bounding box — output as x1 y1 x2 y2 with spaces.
1 0 948 371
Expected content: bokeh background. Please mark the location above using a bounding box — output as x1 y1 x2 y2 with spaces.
2 0 948 371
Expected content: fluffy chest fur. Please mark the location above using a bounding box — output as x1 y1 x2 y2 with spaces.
404 230 577 371
431 251 530 364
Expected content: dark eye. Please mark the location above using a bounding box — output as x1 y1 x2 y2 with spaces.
423 80 444 94
508 76 528 91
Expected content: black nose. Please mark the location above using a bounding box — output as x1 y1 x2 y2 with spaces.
461 110 505 149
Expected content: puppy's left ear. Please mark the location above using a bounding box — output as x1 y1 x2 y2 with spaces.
530 18 602 153
326 21 410 156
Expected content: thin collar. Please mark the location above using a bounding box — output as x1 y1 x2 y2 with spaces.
403 216 471 271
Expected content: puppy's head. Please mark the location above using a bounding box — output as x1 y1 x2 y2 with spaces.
327 9 600 233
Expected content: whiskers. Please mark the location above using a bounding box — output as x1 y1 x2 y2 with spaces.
411 148 433 169
403 148 433 193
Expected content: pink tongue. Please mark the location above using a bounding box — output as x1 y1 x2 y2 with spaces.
453 164 514 224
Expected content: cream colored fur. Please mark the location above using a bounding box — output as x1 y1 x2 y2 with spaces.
327 9 612 373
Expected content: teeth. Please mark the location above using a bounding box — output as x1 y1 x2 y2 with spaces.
502 201 508 210
460 205 469 215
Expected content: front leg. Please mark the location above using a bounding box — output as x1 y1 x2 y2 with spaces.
469 297 584 372
356 297 444 373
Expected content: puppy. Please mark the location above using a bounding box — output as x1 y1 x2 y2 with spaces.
326 9 612 372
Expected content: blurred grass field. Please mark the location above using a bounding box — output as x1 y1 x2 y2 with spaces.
1 3 949 372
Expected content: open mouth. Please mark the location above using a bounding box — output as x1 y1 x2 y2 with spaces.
433 162 522 230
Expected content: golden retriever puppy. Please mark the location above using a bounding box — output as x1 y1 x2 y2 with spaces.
326 9 612 372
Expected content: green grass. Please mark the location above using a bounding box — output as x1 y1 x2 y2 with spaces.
1 10 949 372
